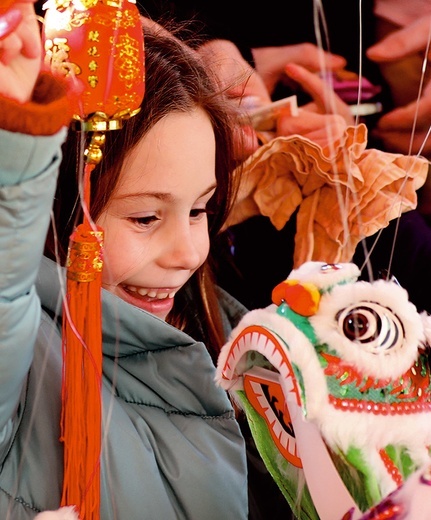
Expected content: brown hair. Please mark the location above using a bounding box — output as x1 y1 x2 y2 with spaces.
45 27 241 362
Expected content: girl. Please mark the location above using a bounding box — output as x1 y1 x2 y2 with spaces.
0 1 248 518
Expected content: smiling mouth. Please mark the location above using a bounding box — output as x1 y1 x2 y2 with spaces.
123 285 176 300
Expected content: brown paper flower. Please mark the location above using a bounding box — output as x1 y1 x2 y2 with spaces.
227 123 429 267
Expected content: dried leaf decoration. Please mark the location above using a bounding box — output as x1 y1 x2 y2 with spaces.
227 123 429 267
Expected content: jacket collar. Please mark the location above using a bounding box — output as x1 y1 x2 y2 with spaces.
36 256 196 356
36 256 232 414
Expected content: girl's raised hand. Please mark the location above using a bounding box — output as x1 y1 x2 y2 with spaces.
0 0 42 103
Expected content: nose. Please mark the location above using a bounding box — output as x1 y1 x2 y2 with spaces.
158 224 206 271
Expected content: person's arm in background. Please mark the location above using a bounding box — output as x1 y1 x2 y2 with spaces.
195 38 269 160
196 40 354 157
367 16 431 59
252 43 346 97
276 62 354 147
366 16 431 157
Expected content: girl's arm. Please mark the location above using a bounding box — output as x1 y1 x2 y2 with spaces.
0 0 70 439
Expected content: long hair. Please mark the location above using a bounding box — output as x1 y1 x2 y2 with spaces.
45 27 242 362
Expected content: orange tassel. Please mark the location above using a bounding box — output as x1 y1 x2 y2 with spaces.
61 163 103 520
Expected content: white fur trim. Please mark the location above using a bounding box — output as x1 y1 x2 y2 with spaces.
216 305 330 418
287 261 360 290
310 280 424 379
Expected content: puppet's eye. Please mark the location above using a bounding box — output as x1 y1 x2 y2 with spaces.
336 302 405 353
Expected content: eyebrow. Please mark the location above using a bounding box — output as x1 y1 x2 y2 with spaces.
114 183 218 202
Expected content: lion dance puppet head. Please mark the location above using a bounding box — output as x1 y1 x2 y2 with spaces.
217 261 431 520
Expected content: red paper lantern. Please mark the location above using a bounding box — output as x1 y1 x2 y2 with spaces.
43 0 145 131
0 0 17 14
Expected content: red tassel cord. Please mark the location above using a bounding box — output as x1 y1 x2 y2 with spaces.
61 161 103 520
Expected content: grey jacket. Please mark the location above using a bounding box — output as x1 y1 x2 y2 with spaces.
0 127 248 519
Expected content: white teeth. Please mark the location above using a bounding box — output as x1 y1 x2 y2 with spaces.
126 285 176 299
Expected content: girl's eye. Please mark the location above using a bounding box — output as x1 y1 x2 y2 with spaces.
130 215 159 226
190 208 208 219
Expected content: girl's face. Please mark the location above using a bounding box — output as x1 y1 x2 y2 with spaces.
97 108 217 320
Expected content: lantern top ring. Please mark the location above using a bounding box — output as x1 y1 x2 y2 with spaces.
70 108 142 132
71 119 123 132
